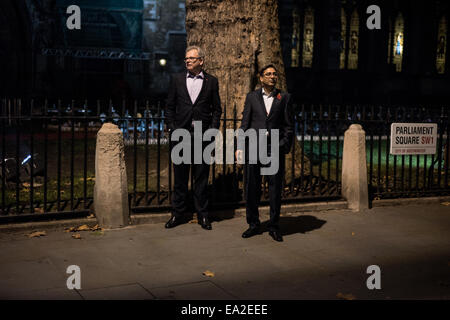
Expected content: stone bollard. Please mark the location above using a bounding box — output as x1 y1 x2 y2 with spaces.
342 124 369 211
94 123 130 228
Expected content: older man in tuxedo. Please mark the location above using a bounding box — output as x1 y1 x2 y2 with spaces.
165 46 222 230
236 64 294 242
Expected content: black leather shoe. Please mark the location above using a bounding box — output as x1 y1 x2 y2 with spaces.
269 230 283 242
165 216 182 229
242 227 260 238
200 217 212 230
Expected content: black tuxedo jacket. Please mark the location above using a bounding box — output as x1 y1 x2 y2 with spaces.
166 71 222 132
240 88 294 154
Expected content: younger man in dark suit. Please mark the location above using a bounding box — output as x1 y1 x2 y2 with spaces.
236 64 294 242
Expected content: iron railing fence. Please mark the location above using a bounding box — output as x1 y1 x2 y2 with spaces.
130 103 344 214
1 98 448 223
357 105 449 199
0 98 168 223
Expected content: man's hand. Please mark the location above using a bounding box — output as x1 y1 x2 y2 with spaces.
235 150 243 163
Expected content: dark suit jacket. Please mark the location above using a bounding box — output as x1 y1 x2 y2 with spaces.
166 71 222 132
240 88 294 154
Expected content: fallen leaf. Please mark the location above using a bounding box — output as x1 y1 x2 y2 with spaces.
72 234 82 239
441 202 450 206
336 292 356 300
189 218 198 224
23 182 43 188
351 232 355 236
76 225 91 231
34 208 44 213
202 270 215 277
90 224 102 231
80 178 91 182
64 227 76 233
87 214 95 219
28 231 46 238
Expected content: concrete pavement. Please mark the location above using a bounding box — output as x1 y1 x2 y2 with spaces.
0 203 449 300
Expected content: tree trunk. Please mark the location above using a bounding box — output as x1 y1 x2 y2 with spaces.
185 0 310 185
186 0 286 117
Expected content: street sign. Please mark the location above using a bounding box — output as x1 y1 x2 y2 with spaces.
390 123 437 155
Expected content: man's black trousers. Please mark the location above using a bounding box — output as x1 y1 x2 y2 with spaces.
244 153 285 231
171 135 210 219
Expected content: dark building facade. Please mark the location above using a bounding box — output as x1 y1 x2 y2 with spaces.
0 0 186 100
0 0 149 100
1 0 449 106
0 0 33 98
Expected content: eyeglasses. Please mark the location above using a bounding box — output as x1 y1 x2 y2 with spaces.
184 57 201 62
263 72 278 77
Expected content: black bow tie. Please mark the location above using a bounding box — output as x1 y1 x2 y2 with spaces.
188 74 203 79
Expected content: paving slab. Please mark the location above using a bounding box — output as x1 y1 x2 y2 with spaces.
0 259 67 297
79 283 155 300
148 281 235 300
0 287 82 300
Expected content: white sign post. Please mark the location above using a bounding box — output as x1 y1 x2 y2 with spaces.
390 123 437 155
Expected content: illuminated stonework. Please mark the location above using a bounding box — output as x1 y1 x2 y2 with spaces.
340 7 347 69
348 9 359 70
436 16 447 74
302 6 314 68
291 7 301 67
392 13 404 72
387 19 392 63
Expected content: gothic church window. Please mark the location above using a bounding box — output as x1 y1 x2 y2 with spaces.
302 6 314 68
348 9 359 69
387 19 392 63
291 7 301 67
392 13 404 72
436 16 447 74
339 7 347 69
339 5 359 70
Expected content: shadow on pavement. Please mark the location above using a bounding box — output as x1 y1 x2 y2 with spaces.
261 215 327 236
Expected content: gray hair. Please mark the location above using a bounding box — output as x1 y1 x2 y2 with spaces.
185 45 205 59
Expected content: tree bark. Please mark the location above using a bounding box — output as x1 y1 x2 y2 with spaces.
185 0 286 118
